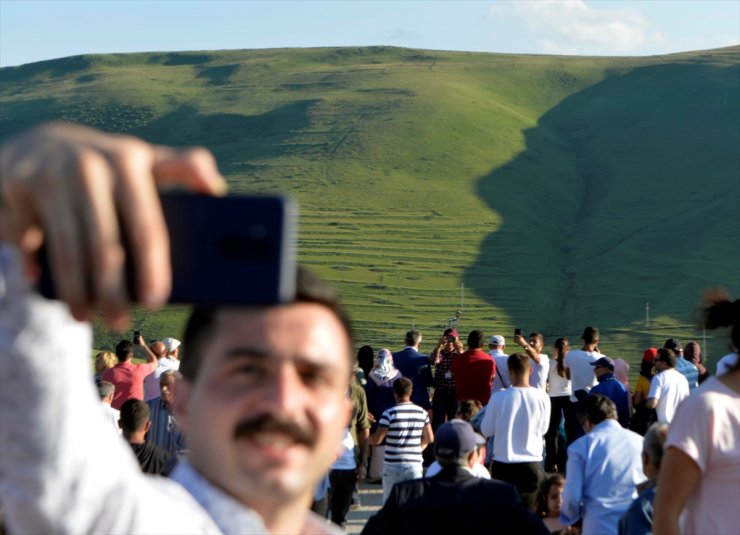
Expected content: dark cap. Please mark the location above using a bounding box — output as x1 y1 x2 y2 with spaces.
590 356 615 371
433 419 485 460
444 328 458 338
664 338 682 353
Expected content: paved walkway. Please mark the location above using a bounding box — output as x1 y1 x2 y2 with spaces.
344 480 383 534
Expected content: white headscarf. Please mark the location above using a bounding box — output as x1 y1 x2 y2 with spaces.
369 348 399 385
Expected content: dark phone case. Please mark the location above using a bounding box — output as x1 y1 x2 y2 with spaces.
37 193 297 305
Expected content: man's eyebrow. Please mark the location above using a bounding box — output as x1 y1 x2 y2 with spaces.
223 346 271 360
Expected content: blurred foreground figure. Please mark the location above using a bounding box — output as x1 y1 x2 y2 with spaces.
653 292 740 535
0 123 352 535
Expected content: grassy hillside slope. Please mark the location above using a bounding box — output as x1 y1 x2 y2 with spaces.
1 46 738 365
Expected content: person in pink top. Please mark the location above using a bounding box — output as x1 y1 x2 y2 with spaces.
102 337 158 409
653 291 740 535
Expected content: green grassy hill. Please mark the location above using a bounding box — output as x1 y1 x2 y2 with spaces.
1 46 738 370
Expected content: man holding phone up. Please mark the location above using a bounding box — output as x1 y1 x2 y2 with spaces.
0 123 351 535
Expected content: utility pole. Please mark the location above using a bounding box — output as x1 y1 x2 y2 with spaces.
461 283 465 311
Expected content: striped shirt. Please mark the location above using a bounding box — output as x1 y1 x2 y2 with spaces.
379 401 429 465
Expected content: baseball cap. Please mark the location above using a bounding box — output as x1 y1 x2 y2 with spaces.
162 337 181 352
489 335 505 346
444 328 458 338
664 338 682 353
590 356 615 370
433 419 486 460
642 348 658 363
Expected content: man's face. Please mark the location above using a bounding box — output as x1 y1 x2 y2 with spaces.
160 375 176 407
174 303 352 508
593 365 609 378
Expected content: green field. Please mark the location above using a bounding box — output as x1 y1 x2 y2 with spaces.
2 46 738 373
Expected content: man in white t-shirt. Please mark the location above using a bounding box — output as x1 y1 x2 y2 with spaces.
514 332 549 390
488 335 510 391
646 348 689 424
563 326 601 402
480 353 550 506
97 380 121 435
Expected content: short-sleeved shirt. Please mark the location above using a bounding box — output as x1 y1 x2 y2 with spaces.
647 368 689 424
665 377 740 534
102 360 158 410
530 353 550 390
379 402 430 466
674 356 699 391
451 349 495 405
563 349 599 401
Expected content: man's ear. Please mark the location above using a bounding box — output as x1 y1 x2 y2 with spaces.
144 419 152 433
173 378 192 433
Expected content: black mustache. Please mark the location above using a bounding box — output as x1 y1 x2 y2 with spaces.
233 415 315 447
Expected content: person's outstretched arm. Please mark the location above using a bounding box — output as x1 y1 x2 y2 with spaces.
0 123 227 534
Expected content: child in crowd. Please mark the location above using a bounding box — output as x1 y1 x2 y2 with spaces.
535 473 573 534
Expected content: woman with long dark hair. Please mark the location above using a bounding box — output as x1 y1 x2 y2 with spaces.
544 338 577 472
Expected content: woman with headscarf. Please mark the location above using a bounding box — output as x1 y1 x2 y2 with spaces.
684 341 710 384
364 348 402 481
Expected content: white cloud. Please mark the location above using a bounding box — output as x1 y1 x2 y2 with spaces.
490 0 658 55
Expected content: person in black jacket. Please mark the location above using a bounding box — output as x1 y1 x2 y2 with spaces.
362 419 549 535
119 398 170 475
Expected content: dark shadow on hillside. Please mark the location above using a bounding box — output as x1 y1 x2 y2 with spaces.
0 55 92 82
196 64 240 85
464 60 740 334
132 100 319 167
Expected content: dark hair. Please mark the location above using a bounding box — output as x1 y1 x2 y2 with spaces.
507 352 531 376
115 340 134 362
456 399 483 422
404 330 422 346
701 290 740 370
357 345 374 378
529 332 544 345
467 330 485 349
180 266 353 382
640 359 654 379
119 398 150 432
554 338 569 377
393 377 413 398
582 326 599 344
578 394 617 426
534 473 565 518
656 347 677 368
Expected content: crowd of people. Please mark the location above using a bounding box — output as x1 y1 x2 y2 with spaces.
0 123 737 535
343 318 739 534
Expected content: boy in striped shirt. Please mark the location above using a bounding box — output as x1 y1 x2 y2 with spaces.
369 377 434 503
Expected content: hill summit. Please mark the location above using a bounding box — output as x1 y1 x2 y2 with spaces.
1 46 738 360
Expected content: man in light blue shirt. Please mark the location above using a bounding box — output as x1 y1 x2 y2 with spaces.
561 395 645 535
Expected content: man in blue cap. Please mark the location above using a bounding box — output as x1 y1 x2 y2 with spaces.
590 356 631 427
362 419 548 534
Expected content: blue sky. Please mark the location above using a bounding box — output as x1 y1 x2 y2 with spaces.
1 0 738 67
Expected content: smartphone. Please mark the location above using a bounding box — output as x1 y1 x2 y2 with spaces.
133 330 141 344
514 328 522 336
37 192 297 305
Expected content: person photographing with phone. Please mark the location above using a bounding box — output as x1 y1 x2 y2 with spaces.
102 335 160 409
0 122 353 534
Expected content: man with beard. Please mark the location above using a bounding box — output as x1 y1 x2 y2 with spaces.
0 123 353 535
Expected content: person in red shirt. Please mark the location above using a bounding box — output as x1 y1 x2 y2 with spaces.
102 338 158 409
451 330 496 406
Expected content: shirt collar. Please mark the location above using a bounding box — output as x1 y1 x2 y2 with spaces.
170 459 268 535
